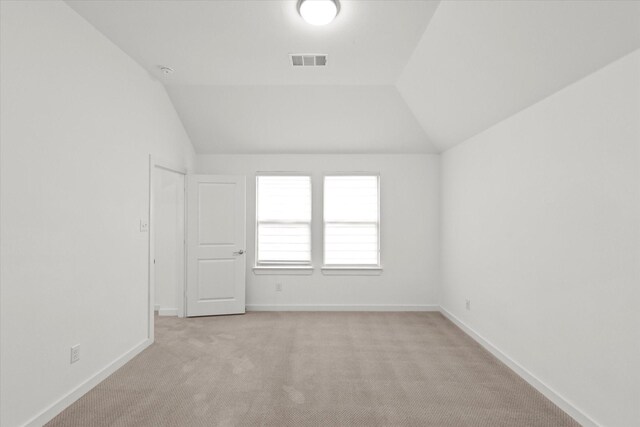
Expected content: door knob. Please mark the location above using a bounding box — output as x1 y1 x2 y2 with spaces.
233 250 245 255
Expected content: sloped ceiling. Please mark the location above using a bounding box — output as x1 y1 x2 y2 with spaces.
66 0 437 86
66 0 640 154
397 0 640 152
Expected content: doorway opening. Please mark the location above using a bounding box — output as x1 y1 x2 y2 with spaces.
149 159 187 341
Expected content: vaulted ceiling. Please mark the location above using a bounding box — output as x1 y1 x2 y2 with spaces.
67 0 640 154
398 0 640 152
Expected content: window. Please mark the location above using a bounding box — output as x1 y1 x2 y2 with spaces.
256 175 312 265
323 175 380 266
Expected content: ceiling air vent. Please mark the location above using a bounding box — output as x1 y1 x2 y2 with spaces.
290 54 328 67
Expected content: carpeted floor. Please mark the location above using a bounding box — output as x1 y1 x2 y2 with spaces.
47 312 579 427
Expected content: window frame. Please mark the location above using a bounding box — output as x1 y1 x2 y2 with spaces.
255 172 313 268
322 173 381 269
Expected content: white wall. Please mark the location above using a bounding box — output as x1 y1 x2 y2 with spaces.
197 154 440 310
441 50 640 427
166 85 436 153
0 2 196 426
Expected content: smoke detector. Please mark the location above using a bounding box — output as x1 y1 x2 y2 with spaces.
290 54 328 67
158 66 174 75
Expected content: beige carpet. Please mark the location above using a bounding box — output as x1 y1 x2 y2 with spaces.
47 312 579 427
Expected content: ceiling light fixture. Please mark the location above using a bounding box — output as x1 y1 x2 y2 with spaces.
298 0 339 26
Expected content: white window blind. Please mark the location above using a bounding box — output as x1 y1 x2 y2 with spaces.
256 175 311 265
324 175 380 266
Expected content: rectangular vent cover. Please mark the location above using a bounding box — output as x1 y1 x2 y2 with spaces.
291 54 328 67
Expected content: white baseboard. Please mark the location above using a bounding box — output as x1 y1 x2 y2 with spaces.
439 307 598 427
246 304 440 312
154 304 160 311
158 308 178 316
24 338 152 427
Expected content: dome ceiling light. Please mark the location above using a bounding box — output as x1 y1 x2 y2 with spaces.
298 0 339 26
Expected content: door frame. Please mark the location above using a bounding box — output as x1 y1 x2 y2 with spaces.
148 155 188 341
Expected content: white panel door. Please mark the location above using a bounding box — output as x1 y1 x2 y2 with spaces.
186 175 246 316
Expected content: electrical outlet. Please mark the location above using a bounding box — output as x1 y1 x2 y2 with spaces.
140 219 149 232
275 283 282 292
70 344 80 364
465 299 471 311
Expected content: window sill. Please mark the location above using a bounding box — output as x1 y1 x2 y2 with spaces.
321 266 383 276
253 266 314 275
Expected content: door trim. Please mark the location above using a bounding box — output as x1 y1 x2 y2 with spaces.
148 155 188 341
